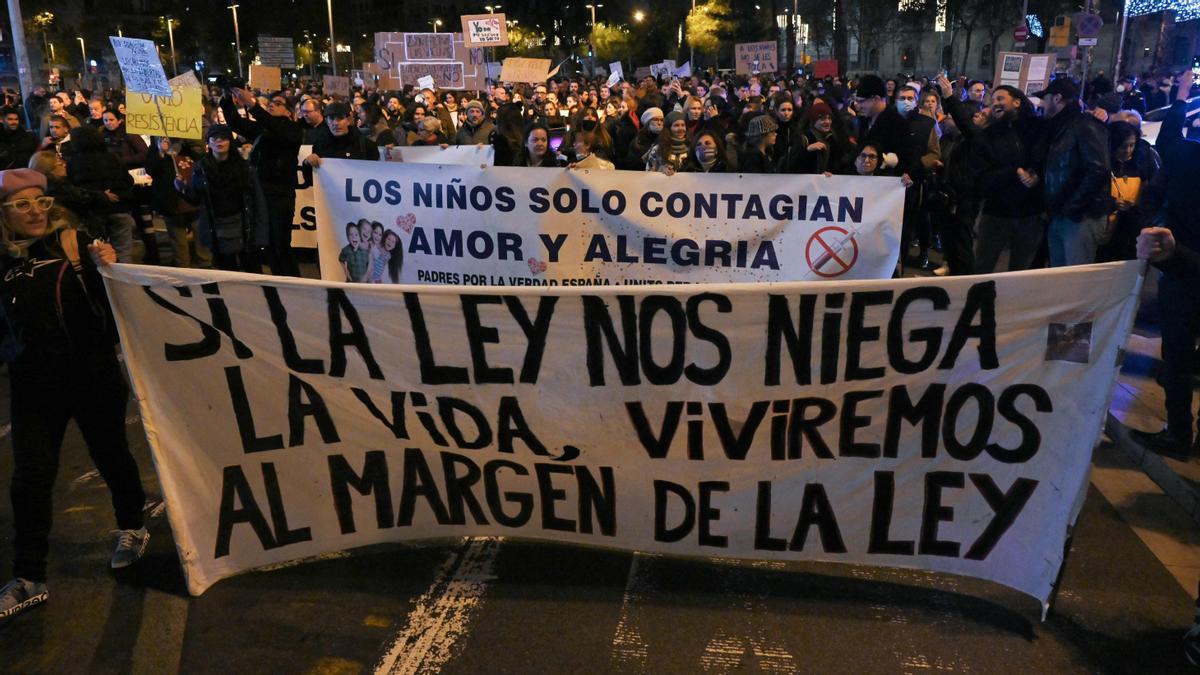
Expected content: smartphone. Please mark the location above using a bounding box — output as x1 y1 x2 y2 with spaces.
1192 55 1200 76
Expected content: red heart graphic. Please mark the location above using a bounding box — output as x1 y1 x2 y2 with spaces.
395 213 416 233
527 258 548 275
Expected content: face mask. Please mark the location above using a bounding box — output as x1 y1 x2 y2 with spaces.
697 146 717 162
896 99 915 115
1117 84 1127 93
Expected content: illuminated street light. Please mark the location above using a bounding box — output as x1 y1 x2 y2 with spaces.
634 9 645 22
227 4 243 77
432 19 444 32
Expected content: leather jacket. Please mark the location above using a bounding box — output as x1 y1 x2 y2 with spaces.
1042 101 1111 221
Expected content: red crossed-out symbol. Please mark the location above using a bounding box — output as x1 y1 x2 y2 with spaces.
805 226 859 278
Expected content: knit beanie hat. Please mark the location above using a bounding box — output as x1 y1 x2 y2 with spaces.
665 110 685 126
807 100 833 123
746 114 779 139
640 107 664 125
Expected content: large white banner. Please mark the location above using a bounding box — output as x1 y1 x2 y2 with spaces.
312 160 905 284
104 262 1142 611
292 147 497 250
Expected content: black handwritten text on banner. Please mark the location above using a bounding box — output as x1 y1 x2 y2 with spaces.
102 262 1141 612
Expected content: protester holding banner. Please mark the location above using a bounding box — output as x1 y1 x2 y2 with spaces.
174 125 268 272
679 128 730 173
305 102 380 166
737 115 778 173
624 107 661 170
0 168 148 622
518 124 559 167
1131 69 1200 459
768 93 801 170
792 100 850 175
643 111 690 175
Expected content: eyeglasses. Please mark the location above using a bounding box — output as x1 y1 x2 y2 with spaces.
858 152 879 161
2 196 54 213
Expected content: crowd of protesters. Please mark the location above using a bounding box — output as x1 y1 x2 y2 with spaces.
0 61 1197 629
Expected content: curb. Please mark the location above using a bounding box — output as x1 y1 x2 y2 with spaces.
1105 412 1200 525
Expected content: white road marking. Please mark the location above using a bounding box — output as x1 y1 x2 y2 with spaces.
72 470 101 486
374 537 501 675
609 553 655 670
610 556 797 672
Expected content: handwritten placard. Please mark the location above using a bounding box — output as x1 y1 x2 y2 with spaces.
323 75 351 97
109 36 171 96
461 14 509 49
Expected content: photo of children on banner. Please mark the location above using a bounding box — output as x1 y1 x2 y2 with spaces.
338 219 403 283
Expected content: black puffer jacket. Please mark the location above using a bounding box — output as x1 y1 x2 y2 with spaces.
220 97 303 199
1041 101 1111 221
945 95 1045 218
1154 99 1200 261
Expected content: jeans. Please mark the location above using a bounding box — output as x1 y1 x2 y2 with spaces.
1047 214 1106 267
973 213 1042 274
164 212 211 268
104 213 136 264
10 353 145 582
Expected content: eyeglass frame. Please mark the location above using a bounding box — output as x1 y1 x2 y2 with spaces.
1 195 54 213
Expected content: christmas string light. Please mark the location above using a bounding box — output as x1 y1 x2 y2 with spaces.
1025 14 1044 38
1126 0 1200 22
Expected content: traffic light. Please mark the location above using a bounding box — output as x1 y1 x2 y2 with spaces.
1049 16 1071 48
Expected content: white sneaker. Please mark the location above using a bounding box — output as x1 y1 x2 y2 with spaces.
111 528 150 569
0 578 48 619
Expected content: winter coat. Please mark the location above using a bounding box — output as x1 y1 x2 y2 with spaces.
1041 101 1111 221
101 125 148 169
178 152 270 253
64 132 134 220
453 118 495 146
1154 99 1200 260
220 97 303 198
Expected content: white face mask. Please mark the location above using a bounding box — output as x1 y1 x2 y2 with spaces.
895 99 916 115
1116 84 1127 93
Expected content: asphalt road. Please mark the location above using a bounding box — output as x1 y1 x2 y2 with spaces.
0 378 1193 674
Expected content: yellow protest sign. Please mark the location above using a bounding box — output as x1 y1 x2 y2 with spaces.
125 71 204 140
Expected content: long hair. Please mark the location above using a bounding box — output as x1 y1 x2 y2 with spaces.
385 230 403 283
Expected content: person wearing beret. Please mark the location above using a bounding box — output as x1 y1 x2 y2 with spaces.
0 168 148 622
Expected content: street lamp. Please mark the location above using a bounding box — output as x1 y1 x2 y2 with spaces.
227 4 243 78
634 10 645 22
485 4 502 12
326 0 338 77
164 17 178 77
585 3 603 26
432 19 443 32
77 37 86 86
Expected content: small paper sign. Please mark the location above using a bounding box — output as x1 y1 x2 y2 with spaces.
109 36 171 96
